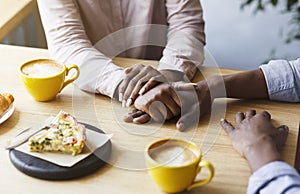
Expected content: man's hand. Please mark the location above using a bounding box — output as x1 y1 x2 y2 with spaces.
220 110 289 173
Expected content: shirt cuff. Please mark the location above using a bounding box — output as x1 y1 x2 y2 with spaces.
247 161 300 194
95 67 124 99
158 55 201 81
259 60 299 102
74 55 124 99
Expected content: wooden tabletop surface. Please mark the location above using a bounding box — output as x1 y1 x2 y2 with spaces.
0 44 299 194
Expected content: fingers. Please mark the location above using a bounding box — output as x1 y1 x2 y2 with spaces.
259 110 271 120
128 75 163 105
148 101 170 122
176 106 199 131
220 118 235 135
123 72 148 106
171 82 197 91
123 109 144 122
245 110 256 118
235 110 257 123
119 64 167 107
274 125 289 148
132 113 152 124
235 112 245 123
118 64 145 106
139 76 165 95
159 95 180 118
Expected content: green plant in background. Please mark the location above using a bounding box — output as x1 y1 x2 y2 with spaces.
241 0 300 43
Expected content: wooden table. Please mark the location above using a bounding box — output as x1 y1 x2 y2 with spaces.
0 0 36 41
0 44 299 194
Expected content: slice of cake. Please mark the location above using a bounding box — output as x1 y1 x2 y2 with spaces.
28 111 86 156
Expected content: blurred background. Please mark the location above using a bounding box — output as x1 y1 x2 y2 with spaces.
1 0 299 70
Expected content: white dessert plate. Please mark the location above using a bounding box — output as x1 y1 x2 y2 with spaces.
0 103 15 124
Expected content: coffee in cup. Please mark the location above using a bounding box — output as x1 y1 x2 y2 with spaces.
145 138 214 193
149 142 198 167
21 60 64 78
19 59 80 101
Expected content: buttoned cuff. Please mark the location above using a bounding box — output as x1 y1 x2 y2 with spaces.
259 60 299 102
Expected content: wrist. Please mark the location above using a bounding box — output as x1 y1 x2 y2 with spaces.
244 137 282 173
204 76 227 99
159 70 184 82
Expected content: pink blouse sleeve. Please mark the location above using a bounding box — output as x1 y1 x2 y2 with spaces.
159 0 206 80
37 0 124 98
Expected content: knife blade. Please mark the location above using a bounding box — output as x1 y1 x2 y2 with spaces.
5 116 55 150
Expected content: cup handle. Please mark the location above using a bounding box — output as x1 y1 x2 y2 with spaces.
187 160 214 191
60 64 80 92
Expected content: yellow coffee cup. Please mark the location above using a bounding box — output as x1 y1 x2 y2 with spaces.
145 138 214 193
19 59 80 101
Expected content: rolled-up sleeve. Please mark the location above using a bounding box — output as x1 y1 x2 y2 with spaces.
158 0 205 80
259 58 300 102
247 161 300 194
37 0 124 98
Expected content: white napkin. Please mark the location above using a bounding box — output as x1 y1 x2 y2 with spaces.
15 128 113 167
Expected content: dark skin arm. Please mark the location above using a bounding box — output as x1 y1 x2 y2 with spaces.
220 69 269 99
124 69 270 131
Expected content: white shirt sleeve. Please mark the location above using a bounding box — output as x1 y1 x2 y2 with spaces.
247 161 300 194
158 0 206 80
259 58 300 102
37 0 124 98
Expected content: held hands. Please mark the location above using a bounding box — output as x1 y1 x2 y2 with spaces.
220 110 289 173
118 64 167 107
124 80 213 131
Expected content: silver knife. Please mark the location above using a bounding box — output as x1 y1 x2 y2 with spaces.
5 116 55 149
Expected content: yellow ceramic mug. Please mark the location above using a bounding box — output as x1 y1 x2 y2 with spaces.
19 59 80 101
145 138 214 193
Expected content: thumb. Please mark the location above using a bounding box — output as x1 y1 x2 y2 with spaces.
274 125 289 148
124 67 132 74
172 82 197 91
176 107 199 131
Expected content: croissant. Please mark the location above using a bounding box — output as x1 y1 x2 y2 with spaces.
0 93 14 117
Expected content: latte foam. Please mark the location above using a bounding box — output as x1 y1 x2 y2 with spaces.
150 144 198 166
22 62 63 78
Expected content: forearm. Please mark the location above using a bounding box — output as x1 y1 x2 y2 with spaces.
210 69 269 99
224 69 269 99
244 139 282 173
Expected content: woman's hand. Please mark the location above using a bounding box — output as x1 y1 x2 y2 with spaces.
220 110 289 172
118 64 167 107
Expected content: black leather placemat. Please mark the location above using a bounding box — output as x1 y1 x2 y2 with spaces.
9 123 112 180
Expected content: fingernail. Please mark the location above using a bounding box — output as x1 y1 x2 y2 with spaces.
122 100 126 108
124 68 129 73
220 118 225 122
133 118 139 123
283 125 289 132
192 83 198 88
177 122 184 131
126 98 133 107
139 88 145 95
119 93 123 102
